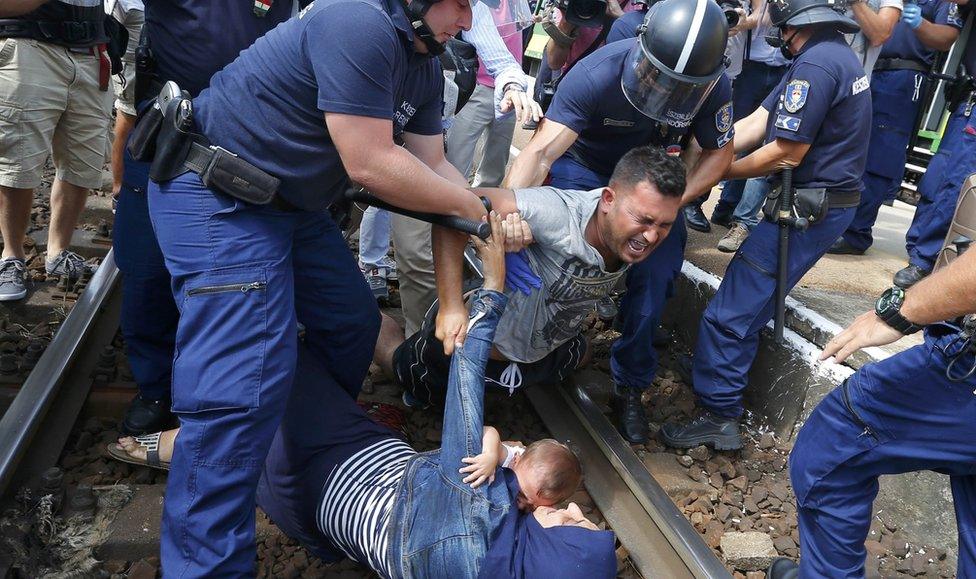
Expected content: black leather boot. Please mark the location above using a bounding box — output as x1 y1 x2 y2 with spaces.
120 394 173 436
682 204 711 233
612 383 650 444
893 264 930 288
660 409 742 450
767 558 799 579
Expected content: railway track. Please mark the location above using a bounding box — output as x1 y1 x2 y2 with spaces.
0 252 730 579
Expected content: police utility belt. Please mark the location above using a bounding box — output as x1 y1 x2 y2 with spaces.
128 81 288 210
761 185 860 225
873 57 929 74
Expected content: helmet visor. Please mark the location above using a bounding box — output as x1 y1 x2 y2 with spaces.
620 40 721 128
491 0 535 39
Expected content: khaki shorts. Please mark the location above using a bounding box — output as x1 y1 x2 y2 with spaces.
113 9 144 117
0 38 113 190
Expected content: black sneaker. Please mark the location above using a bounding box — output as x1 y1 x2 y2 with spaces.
120 394 173 436
893 264 930 289
660 410 742 450
682 204 711 233
612 383 649 444
826 238 865 255
767 558 799 579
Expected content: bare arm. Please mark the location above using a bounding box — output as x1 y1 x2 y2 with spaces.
0 0 48 17
914 20 960 51
401 131 485 356
821 248 976 362
545 17 577 70
732 106 770 155
328 114 485 219
503 119 579 188
681 143 734 205
726 137 811 180
851 3 901 46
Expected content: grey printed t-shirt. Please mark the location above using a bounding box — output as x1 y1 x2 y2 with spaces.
493 187 629 364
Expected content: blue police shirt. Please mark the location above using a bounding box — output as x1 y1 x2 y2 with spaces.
606 10 645 43
760 30 871 190
959 5 976 75
143 0 298 97
880 0 962 67
546 40 734 178
192 0 443 211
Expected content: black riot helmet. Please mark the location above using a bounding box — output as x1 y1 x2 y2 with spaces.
766 0 859 33
400 0 500 55
621 0 729 127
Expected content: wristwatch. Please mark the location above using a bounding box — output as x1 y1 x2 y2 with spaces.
875 287 923 334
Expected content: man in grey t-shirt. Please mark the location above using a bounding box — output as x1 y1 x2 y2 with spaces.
376 146 686 406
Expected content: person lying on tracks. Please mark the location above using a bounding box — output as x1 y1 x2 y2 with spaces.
374 145 686 407
109 213 617 578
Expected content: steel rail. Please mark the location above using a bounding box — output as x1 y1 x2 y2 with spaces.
528 380 731 579
0 252 121 497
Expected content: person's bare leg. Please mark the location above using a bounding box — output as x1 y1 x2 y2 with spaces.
374 313 406 379
111 111 136 196
0 186 34 260
47 178 90 257
118 427 179 463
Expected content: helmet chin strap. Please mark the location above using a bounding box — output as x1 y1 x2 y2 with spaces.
400 0 446 55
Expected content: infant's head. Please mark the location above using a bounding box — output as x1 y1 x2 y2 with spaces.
511 439 582 511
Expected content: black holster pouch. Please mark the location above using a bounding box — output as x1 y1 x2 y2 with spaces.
196 146 280 205
133 32 157 105
148 108 193 183
762 187 829 224
127 103 163 161
946 73 974 114
440 37 478 114
104 14 128 75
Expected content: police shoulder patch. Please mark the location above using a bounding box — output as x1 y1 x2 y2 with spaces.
715 101 733 133
783 80 810 113
775 114 801 132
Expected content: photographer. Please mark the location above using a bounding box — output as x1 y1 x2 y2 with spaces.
542 0 636 74
0 0 114 301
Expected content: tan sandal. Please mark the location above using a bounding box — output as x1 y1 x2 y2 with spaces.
106 432 171 471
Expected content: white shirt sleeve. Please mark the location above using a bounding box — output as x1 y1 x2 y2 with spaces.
462 2 529 118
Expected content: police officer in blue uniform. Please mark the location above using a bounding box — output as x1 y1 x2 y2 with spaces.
896 9 976 288
661 0 871 450
114 0 302 436
144 0 488 573
829 0 962 256
767 250 976 579
503 0 735 443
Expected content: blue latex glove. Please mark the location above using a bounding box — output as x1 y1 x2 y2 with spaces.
902 4 923 29
504 250 542 296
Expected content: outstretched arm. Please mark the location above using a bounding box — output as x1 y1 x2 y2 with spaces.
821 247 976 362
438 214 509 487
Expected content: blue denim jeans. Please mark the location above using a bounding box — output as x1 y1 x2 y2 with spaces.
359 206 392 268
388 289 519 577
790 327 976 578
148 172 380 577
715 177 769 230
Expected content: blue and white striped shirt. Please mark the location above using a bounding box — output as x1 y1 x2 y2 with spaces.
317 438 416 578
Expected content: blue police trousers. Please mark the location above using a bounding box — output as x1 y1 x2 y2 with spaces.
790 328 976 578
549 155 687 391
693 207 854 417
844 70 928 252
112 150 178 402
906 104 976 271
148 172 380 577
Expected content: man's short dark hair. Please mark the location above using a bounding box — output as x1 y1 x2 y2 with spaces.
608 146 686 198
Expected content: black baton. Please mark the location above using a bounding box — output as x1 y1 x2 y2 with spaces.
774 168 793 344
344 188 491 240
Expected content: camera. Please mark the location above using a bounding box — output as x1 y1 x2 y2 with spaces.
554 0 609 28
717 0 741 28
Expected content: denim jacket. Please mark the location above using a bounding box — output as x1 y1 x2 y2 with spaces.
386 289 516 578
